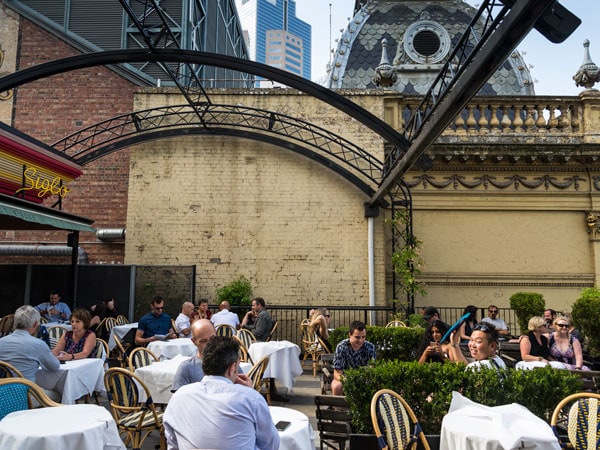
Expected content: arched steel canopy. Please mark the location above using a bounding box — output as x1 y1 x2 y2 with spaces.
0 48 411 159
52 103 386 200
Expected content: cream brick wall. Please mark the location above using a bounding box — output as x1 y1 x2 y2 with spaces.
125 134 388 306
0 5 18 124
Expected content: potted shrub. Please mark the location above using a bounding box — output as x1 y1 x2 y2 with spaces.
571 287 600 366
215 275 252 319
509 291 545 335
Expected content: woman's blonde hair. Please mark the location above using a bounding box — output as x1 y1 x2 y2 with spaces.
553 315 570 327
309 307 328 334
527 316 546 331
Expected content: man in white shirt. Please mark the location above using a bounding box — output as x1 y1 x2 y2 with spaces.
481 304 509 337
210 300 240 330
449 322 506 371
164 336 279 450
174 301 194 337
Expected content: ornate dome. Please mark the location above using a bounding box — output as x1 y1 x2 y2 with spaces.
326 0 535 95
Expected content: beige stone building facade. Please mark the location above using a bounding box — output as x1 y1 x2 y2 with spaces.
125 89 600 311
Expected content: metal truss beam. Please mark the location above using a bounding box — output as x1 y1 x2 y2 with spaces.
371 0 568 206
118 0 212 112
52 103 383 197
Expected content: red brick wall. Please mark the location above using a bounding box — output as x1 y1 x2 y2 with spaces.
4 18 136 263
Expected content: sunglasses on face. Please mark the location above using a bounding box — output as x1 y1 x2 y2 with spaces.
473 324 490 332
489 310 498 313
556 323 569 328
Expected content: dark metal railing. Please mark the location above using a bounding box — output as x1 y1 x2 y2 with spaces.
209 305 519 351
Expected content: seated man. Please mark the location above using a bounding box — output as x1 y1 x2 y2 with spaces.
481 304 510 337
331 320 376 395
135 295 176 346
210 300 240 330
0 305 61 381
449 322 506 370
174 301 194 338
172 319 216 391
35 290 71 323
164 336 280 450
242 297 273 342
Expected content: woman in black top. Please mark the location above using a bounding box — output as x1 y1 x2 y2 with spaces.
520 316 554 363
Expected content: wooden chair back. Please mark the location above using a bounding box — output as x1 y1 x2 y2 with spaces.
385 320 407 327
266 320 278 342
315 394 353 450
115 315 129 325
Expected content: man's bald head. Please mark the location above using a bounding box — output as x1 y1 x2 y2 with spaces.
191 319 216 356
181 301 194 317
219 301 231 310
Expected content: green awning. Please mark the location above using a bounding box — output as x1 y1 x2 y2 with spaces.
0 194 95 232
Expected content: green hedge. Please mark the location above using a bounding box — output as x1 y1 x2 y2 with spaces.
343 361 581 434
329 326 424 361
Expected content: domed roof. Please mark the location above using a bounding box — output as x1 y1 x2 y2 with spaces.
326 0 535 95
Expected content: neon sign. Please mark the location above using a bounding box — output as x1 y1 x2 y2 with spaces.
15 167 71 198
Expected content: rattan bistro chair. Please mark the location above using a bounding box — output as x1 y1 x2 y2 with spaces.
0 378 61 420
247 356 270 404
128 347 159 372
46 325 66 349
215 324 236 337
0 360 25 378
370 389 430 450
237 328 257 349
551 392 600 449
103 367 165 450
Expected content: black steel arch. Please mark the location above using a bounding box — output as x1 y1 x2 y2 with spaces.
0 49 410 158
53 103 384 192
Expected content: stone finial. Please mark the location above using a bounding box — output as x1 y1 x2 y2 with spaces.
372 38 398 88
573 40 600 90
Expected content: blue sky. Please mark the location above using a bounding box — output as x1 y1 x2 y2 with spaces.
296 0 599 95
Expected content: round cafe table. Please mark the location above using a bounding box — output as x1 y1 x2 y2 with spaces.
147 338 196 360
0 404 125 450
269 406 314 450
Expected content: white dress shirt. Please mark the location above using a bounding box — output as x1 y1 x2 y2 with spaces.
174 313 191 337
164 375 279 450
210 309 240 329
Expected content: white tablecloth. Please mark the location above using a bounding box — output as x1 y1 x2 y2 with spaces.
269 406 314 450
249 341 303 393
147 338 196 360
0 404 125 450
107 322 138 350
440 392 561 450
135 354 189 403
36 358 105 404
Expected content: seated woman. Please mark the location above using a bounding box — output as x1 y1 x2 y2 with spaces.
52 308 97 361
309 307 332 352
416 319 455 364
516 316 566 370
549 315 590 370
458 305 478 343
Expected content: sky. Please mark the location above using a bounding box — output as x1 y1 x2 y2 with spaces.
295 0 599 96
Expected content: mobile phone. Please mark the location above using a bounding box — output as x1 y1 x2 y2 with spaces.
275 421 290 431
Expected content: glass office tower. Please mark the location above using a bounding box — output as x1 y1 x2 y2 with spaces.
236 0 311 85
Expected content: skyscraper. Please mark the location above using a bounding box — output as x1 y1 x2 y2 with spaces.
235 0 311 85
